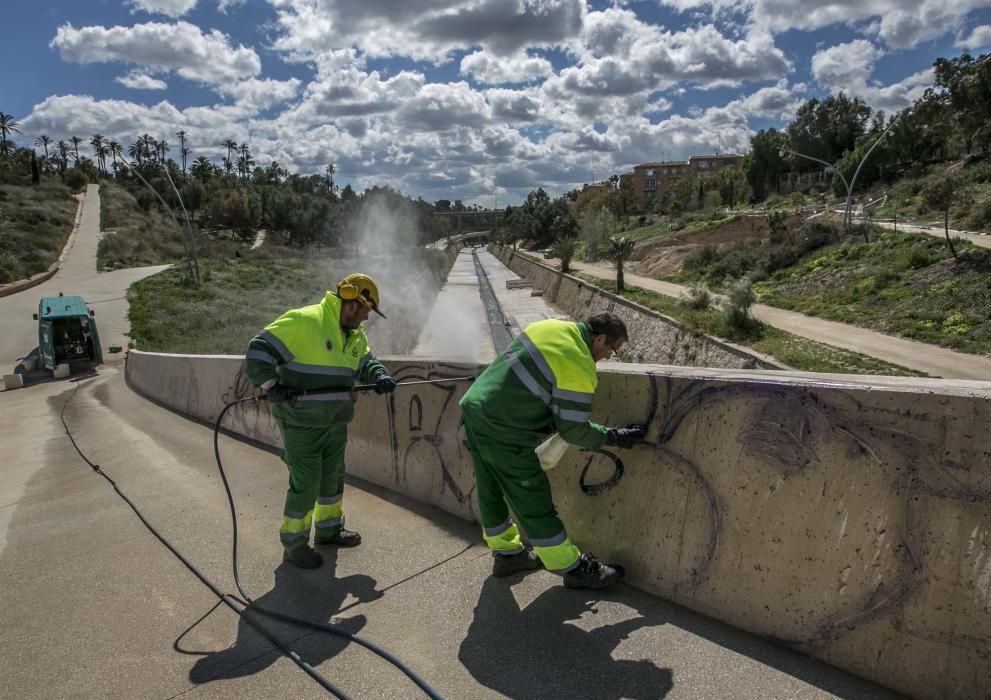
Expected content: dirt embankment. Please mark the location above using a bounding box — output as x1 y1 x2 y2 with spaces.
630 214 800 277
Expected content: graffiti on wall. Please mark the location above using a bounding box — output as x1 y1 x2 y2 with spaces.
604 372 991 658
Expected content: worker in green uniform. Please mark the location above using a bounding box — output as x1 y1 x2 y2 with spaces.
459 312 645 589
245 274 396 569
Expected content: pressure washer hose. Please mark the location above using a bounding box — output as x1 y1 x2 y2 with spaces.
61 375 476 698
211 376 474 695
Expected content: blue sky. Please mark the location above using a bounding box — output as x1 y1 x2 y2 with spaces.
3 0 990 205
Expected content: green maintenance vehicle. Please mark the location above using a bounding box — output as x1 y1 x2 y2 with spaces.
33 293 103 372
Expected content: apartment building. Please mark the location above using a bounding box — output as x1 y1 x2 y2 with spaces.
629 153 744 204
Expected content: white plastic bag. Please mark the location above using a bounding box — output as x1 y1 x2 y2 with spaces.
535 433 569 471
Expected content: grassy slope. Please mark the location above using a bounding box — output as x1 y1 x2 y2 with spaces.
0 183 78 284
748 232 990 356
128 254 352 354
579 275 924 375
99 182 188 269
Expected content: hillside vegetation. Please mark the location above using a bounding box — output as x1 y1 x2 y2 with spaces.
0 183 78 283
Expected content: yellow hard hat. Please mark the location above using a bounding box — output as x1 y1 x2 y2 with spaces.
336 273 385 318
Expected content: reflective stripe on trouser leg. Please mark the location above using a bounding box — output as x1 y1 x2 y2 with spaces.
314 422 348 538
530 530 581 573
464 422 517 554
280 508 313 547
463 417 578 570
314 494 343 533
482 518 523 555
278 421 344 550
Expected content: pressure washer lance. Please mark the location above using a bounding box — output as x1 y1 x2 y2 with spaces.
263 376 476 401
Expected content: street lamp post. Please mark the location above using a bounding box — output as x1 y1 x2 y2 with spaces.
779 114 899 237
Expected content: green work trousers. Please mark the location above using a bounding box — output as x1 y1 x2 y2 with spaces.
277 421 348 551
463 421 581 573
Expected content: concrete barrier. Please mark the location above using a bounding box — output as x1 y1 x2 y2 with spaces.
125 349 991 699
491 246 785 370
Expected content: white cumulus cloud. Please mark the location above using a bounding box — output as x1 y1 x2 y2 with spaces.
459 50 553 85
956 24 991 49
115 70 169 90
812 40 932 112
126 0 199 17
50 21 261 86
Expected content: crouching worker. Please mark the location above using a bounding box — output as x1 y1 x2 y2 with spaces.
245 274 397 569
459 312 645 589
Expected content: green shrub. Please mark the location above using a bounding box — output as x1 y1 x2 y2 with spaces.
723 278 760 338
682 283 714 310
683 244 720 272
63 168 88 191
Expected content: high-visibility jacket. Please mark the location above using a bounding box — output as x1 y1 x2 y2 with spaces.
245 292 387 426
459 319 608 449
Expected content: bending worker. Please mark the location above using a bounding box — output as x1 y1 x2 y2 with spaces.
459 312 645 589
245 274 396 569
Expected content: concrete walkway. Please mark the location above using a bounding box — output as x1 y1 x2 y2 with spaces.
0 184 168 373
872 220 991 249
0 367 902 699
564 259 991 380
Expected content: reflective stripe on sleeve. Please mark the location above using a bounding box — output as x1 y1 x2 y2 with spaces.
247 348 278 365
552 405 592 423
518 333 555 385
506 354 551 404
552 387 594 404
259 330 294 362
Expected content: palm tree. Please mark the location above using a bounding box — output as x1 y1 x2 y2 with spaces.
604 236 635 292
191 156 211 182
108 141 123 168
128 140 144 163
35 134 52 160
70 136 82 162
237 153 254 180
98 144 111 176
56 140 70 173
157 139 169 162
325 163 336 192
0 112 22 156
238 142 251 159
222 138 237 165
140 133 156 161
89 134 106 173
551 236 579 274
175 129 188 172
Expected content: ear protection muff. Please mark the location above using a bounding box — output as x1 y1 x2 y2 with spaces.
337 281 361 300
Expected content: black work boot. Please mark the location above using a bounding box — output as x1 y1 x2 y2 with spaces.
563 553 624 589
314 528 362 547
492 548 542 578
283 543 323 569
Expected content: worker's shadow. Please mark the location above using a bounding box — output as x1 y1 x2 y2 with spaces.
188 548 382 684
458 576 673 699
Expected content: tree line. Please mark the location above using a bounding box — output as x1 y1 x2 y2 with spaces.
0 117 459 252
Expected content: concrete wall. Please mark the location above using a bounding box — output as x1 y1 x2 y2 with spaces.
491 246 784 370
125 350 991 699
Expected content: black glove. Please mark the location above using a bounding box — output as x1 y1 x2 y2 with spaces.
374 374 397 394
263 383 296 403
606 425 645 449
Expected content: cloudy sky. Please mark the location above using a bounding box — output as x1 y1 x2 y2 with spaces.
4 1 991 205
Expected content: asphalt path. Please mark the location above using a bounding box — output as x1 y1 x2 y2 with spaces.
0 184 168 373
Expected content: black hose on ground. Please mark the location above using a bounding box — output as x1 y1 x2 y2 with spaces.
213 397 445 699
60 378 445 699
